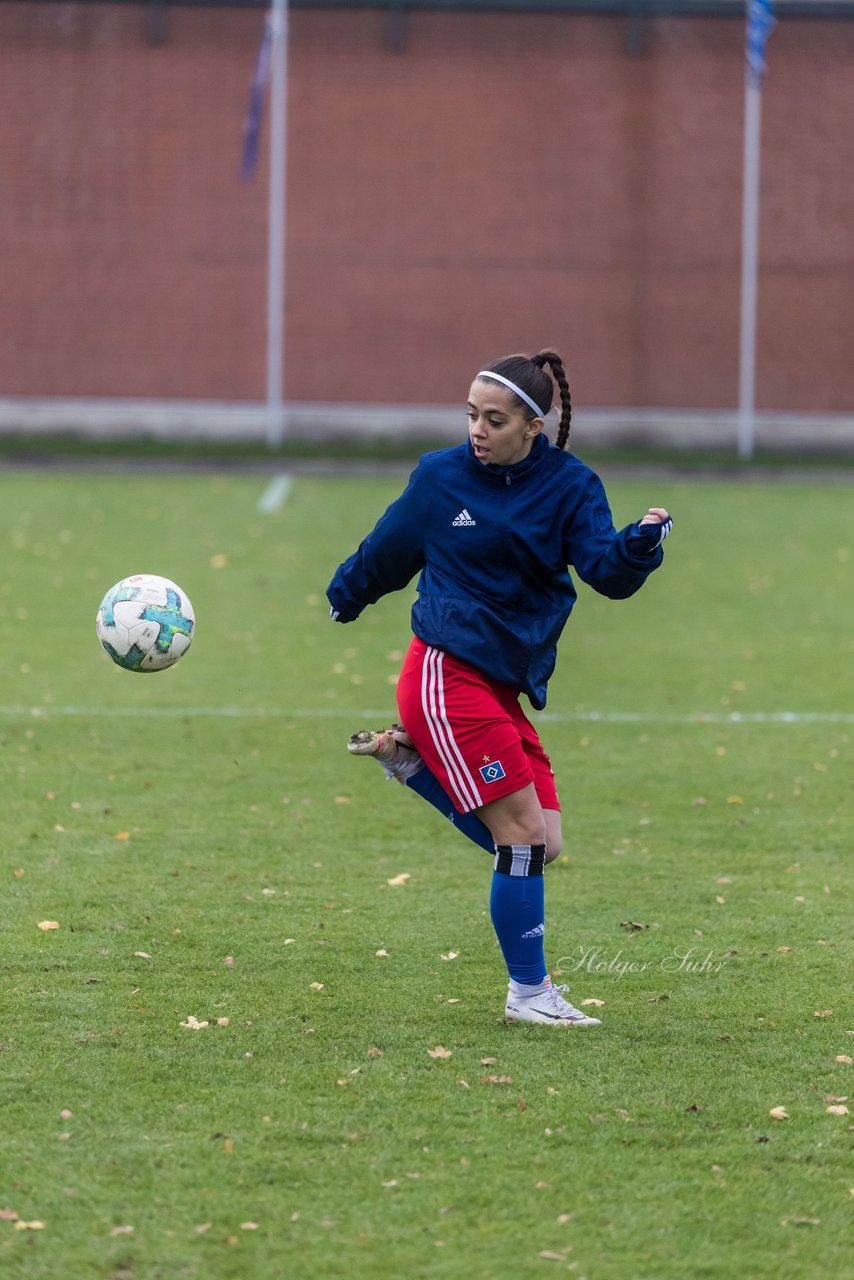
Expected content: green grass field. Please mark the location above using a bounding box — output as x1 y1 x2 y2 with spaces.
1 467 851 1280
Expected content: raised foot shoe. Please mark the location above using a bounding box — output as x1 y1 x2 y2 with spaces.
505 981 602 1027
347 725 423 783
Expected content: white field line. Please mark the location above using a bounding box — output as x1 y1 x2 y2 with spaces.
257 473 293 513
1 706 852 725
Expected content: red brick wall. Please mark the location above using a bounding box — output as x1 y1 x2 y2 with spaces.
1 3 852 409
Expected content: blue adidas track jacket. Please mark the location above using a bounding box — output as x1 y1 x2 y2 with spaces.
327 434 664 710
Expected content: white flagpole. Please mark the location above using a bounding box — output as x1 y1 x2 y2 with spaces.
266 0 288 448
737 74 762 461
738 0 775 461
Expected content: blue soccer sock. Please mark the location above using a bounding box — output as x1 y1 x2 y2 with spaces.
489 844 547 985
404 765 494 854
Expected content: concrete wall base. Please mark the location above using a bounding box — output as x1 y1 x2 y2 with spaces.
0 398 853 454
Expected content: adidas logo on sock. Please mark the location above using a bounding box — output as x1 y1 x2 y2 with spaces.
522 922 545 939
452 508 476 526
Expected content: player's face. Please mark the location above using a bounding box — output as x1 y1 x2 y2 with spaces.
466 381 543 467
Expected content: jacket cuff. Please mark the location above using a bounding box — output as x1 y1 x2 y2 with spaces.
326 588 363 623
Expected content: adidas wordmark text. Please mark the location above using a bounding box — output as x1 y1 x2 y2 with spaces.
452 509 476 526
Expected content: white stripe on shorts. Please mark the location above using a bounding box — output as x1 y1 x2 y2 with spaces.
420 647 484 812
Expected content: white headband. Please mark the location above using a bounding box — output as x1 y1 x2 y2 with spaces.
476 370 547 420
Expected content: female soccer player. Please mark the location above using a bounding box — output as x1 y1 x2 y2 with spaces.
327 350 672 1027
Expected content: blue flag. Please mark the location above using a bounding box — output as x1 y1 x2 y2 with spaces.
241 14 273 180
746 0 776 86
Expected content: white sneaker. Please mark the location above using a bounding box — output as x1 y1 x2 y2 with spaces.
505 981 602 1027
347 725 423 784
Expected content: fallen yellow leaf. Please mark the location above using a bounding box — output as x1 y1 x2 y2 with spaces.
37 921 60 931
387 873 411 887
814 1010 834 1018
769 1106 789 1120
309 982 324 991
114 832 130 841
427 1046 452 1059
834 1055 852 1065
580 998 605 1008
826 1104 849 1116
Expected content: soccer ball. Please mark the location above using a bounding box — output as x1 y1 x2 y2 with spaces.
96 574 195 672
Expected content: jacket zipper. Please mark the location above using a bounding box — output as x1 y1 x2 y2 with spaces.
499 470 526 612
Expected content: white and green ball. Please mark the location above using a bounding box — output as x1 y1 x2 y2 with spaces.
96 574 195 672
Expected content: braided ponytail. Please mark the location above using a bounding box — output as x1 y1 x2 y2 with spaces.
531 350 572 451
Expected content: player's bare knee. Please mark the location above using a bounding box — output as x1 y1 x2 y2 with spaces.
476 785 545 847
543 810 563 862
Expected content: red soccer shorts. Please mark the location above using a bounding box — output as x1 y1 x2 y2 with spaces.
395 637 560 816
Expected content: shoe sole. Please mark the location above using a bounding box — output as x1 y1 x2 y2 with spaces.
347 729 386 756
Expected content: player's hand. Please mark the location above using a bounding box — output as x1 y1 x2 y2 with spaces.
627 508 673 554
639 507 671 528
